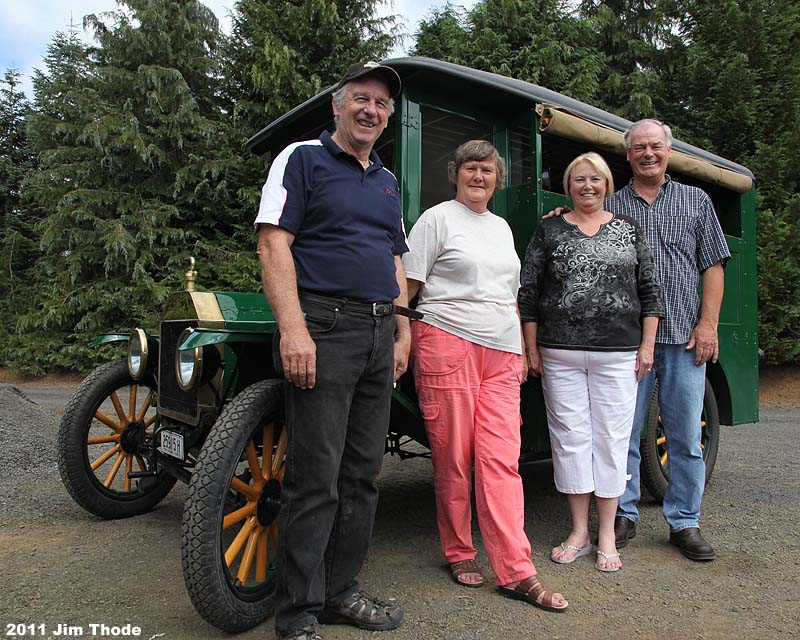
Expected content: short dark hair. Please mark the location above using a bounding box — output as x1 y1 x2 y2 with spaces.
447 140 507 190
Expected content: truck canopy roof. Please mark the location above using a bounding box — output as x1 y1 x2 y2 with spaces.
246 56 754 190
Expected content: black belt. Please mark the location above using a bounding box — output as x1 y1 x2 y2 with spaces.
299 291 423 320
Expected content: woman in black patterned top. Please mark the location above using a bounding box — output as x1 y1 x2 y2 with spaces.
518 152 663 573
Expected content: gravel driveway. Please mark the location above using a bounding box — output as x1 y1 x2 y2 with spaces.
0 383 797 640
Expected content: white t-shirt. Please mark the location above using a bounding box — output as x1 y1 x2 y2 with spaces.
403 199 522 354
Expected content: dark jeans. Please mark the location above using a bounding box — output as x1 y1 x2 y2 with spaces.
274 294 396 635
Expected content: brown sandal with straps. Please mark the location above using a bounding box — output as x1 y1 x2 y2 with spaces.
498 574 569 612
449 559 485 588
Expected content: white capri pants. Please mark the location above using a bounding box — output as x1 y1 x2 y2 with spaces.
540 347 638 498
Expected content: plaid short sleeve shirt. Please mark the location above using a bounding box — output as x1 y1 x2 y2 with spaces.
606 176 730 344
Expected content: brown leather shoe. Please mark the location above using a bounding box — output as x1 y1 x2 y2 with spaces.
614 516 637 548
669 527 715 561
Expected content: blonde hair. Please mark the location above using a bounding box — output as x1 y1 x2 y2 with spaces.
447 140 507 190
562 152 614 198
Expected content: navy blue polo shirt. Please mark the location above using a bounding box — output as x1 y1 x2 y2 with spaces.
255 130 407 302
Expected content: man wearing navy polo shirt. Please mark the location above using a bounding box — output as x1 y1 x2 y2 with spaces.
256 62 409 640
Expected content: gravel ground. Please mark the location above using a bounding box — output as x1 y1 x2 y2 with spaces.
0 382 798 640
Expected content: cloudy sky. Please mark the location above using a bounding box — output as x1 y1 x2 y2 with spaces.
0 0 477 99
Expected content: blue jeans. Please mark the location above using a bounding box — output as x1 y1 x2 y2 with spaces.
274 294 396 635
617 343 706 531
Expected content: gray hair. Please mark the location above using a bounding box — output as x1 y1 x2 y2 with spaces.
623 119 673 148
447 140 507 190
331 84 396 123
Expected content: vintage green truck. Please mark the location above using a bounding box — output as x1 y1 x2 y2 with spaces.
57 57 759 632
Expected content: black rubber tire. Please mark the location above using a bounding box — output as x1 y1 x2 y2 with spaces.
57 359 176 519
181 379 285 633
640 379 720 502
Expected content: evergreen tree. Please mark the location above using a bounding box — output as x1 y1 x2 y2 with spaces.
0 70 36 369
0 70 31 216
657 0 800 363
411 4 471 68
577 0 674 119
223 0 397 136
20 1 238 371
413 0 603 102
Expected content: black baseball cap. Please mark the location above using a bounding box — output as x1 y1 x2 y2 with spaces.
336 61 401 98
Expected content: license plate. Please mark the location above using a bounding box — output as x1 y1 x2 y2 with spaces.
158 430 184 460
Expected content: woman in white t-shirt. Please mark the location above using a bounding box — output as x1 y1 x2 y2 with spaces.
403 140 568 612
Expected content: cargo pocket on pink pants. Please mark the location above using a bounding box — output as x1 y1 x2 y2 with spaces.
419 401 447 449
420 402 440 421
412 323 468 376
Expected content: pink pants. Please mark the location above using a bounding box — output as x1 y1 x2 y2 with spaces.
411 322 534 585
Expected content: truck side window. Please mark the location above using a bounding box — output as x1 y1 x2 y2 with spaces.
420 106 492 212
509 122 533 186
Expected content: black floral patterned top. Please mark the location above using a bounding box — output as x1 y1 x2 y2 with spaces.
518 214 664 351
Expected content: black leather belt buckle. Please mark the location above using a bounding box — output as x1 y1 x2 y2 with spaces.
372 302 393 316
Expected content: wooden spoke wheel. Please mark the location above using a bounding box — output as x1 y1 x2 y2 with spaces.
57 359 176 519
640 379 720 502
182 379 286 633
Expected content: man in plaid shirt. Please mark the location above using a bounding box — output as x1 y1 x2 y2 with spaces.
609 119 730 561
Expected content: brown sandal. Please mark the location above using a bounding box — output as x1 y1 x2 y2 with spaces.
449 559 485 588
498 574 568 612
